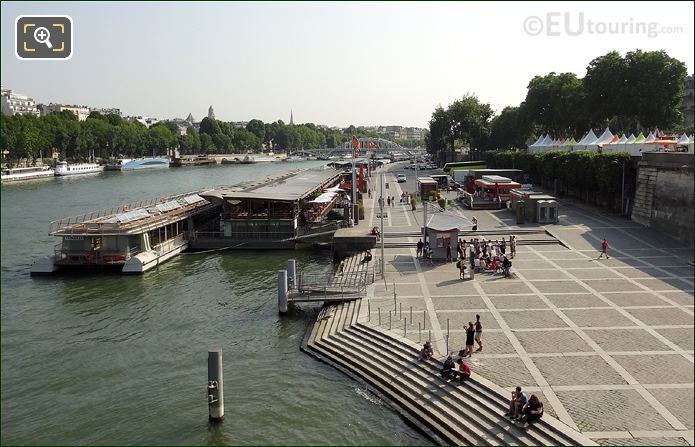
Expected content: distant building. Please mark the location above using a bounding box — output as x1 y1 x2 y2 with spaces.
208 105 215 120
90 107 121 116
375 125 426 140
39 103 90 121
233 121 249 129
126 115 159 128
1 87 40 117
289 110 294 125
681 74 694 129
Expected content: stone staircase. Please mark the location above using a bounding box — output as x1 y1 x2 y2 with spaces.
302 300 596 446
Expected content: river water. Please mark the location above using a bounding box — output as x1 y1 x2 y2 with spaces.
1 162 429 445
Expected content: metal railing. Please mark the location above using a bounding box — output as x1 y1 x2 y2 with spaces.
296 272 368 297
193 231 295 241
54 245 140 264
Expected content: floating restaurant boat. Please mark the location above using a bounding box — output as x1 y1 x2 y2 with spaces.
54 161 103 176
196 168 345 249
1 165 54 183
31 191 220 275
172 155 216 167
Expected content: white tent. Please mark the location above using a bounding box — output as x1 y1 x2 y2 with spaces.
529 134 545 148
595 127 615 147
617 135 628 144
625 134 636 144
644 132 656 143
676 134 690 145
577 129 598 149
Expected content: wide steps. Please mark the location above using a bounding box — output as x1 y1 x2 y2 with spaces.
303 301 596 446
348 323 587 446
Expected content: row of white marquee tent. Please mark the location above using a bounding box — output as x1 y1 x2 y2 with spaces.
528 128 694 156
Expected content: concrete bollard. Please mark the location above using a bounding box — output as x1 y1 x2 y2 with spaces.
207 348 224 421
278 270 288 314
287 259 296 289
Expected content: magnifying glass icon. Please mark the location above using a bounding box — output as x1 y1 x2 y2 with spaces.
33 26 53 49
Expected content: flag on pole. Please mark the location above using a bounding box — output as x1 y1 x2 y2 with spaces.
351 135 360 157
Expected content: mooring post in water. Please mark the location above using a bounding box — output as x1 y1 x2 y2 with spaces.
286 259 296 289
404 317 407 337
278 270 288 314
378 307 381 325
367 300 371 321
207 348 224 422
418 322 422 343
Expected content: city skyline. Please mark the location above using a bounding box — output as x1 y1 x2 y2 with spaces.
1 2 693 127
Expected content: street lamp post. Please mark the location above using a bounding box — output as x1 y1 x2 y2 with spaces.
380 171 385 276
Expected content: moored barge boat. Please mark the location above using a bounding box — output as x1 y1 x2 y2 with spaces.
1 165 54 183
31 191 220 275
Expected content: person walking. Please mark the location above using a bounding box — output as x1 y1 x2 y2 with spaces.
387 196 391 207
597 238 610 259
471 217 478 231
474 314 483 352
446 242 452 262
416 239 424 257
368 188 371 199
510 235 517 258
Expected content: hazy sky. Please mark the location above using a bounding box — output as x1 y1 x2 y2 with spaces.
2 1 693 127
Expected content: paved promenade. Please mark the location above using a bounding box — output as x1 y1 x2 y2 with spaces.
359 166 694 446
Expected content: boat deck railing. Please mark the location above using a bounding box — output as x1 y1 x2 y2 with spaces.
193 230 295 241
48 189 214 235
54 244 141 264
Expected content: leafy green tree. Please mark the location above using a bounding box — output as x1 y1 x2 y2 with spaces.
246 119 265 141
524 72 587 136
199 117 221 135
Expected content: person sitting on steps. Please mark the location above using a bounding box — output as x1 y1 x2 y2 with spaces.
505 386 529 420
441 356 456 380
517 394 544 426
452 357 471 383
419 340 434 361
360 250 373 264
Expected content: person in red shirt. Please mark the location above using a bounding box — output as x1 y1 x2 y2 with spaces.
597 238 610 259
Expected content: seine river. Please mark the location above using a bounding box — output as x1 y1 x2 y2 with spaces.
1 162 429 445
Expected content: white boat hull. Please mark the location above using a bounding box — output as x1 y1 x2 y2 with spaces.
122 240 188 274
1 171 54 183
